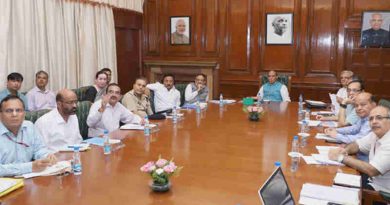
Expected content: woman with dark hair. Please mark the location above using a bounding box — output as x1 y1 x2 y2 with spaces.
84 70 108 102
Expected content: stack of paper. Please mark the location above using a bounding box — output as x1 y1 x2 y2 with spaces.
58 143 90 152
299 183 359 205
311 111 335 116
320 121 338 128
83 137 121 146
0 178 24 197
315 146 339 155
209 99 236 104
22 161 72 179
305 100 327 107
315 133 339 143
181 103 207 110
334 173 361 188
120 123 157 130
301 146 343 166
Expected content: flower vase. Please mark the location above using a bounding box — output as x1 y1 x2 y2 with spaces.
149 181 171 192
248 112 259 121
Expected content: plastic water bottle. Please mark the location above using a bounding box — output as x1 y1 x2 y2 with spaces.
144 116 150 136
300 120 308 147
72 146 82 175
219 93 224 107
305 108 310 121
196 100 201 114
103 130 111 155
298 94 304 121
172 106 178 124
290 136 299 172
257 92 262 107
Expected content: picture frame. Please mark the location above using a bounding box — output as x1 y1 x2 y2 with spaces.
170 16 191 45
360 11 390 47
266 13 293 45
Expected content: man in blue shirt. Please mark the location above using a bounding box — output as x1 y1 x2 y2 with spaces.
257 70 290 102
0 95 56 177
0 72 28 110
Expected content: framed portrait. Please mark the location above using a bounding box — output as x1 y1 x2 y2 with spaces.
360 11 390 47
266 13 293 45
170 16 191 45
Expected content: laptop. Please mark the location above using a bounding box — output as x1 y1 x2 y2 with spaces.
258 167 295 205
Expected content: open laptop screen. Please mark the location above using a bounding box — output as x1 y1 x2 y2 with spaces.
258 167 295 205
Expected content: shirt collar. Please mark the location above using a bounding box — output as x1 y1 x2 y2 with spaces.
0 121 28 136
53 108 71 124
33 86 49 94
378 130 390 144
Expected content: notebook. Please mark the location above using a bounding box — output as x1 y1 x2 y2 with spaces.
0 178 24 197
258 167 295 205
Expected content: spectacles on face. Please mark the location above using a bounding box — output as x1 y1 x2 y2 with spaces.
347 88 361 93
107 90 121 95
1 108 24 114
62 100 78 105
369 115 390 122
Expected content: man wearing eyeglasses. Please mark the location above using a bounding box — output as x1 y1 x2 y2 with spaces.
257 70 291 102
329 106 390 194
325 92 376 161
336 70 354 104
0 95 56 177
87 83 142 137
35 89 83 152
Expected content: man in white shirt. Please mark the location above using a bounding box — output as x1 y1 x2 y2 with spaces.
87 83 142 137
329 106 390 193
35 89 82 152
146 74 181 113
185 74 209 104
26 70 56 111
336 70 353 104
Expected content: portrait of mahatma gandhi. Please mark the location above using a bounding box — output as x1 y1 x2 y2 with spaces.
272 16 288 36
170 17 191 45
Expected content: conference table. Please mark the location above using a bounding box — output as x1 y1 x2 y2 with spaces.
1 102 357 205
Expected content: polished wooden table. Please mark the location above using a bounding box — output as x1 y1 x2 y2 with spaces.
2 102 356 205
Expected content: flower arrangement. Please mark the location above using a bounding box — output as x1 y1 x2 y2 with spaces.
244 105 264 121
140 156 182 187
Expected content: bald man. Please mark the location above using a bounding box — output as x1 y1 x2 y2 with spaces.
329 106 390 193
35 89 82 152
171 19 189 44
361 13 390 47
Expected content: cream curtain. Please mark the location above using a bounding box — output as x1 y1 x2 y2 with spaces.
0 0 117 92
85 0 144 13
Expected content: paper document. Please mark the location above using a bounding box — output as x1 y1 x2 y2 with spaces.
181 103 207 110
120 123 157 130
305 100 327 106
22 161 71 179
58 143 90 152
209 99 236 104
308 120 321 127
302 156 322 165
83 137 121 146
299 183 359 205
334 173 361 188
315 133 339 143
320 121 338 128
311 154 343 166
0 178 24 197
311 111 335 116
329 93 340 114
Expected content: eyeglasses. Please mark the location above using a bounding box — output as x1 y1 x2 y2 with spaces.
347 88 361 93
62 100 78 105
369 115 390 122
1 108 24 114
107 90 121 95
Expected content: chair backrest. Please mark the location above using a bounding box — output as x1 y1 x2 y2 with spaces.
76 101 92 140
72 86 93 101
362 189 390 205
149 83 187 113
259 73 291 92
378 98 390 110
25 109 51 123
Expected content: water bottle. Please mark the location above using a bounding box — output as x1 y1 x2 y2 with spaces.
196 100 201 114
305 108 310 121
72 146 82 175
257 92 262 107
172 106 178 124
290 136 299 172
219 93 224 107
144 116 150 136
298 94 304 121
300 120 308 147
103 130 111 155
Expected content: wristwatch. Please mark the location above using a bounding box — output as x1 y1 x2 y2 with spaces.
340 103 347 109
337 154 345 163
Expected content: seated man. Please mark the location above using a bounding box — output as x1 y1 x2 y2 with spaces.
87 83 142 137
318 79 362 127
257 70 290 102
35 89 83 152
325 92 375 144
0 96 56 177
185 74 209 104
146 74 181 113
0 72 28 110
122 77 153 118
26 70 56 111
336 70 354 104
329 106 390 194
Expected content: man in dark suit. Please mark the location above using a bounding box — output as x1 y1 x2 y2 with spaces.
361 13 390 47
